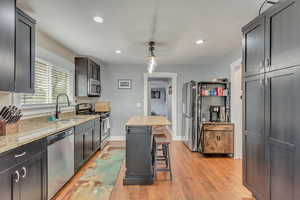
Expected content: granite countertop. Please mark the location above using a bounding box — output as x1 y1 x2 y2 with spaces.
126 116 171 126
0 115 100 154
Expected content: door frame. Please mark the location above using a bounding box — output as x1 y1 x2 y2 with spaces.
144 72 177 138
230 58 243 159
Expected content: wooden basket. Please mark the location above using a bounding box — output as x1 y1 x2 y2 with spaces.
95 101 111 112
0 121 20 136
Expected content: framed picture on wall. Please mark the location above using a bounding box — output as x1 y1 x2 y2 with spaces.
118 79 132 89
151 90 161 99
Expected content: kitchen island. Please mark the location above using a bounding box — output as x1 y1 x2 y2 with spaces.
123 116 171 185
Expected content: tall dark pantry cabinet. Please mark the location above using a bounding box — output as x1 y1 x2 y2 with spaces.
242 0 300 200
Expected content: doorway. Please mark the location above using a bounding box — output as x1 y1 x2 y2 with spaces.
230 58 243 159
144 72 177 138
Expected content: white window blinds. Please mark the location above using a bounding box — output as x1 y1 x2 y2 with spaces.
22 60 72 106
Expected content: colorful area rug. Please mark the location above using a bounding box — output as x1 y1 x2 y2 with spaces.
63 146 125 200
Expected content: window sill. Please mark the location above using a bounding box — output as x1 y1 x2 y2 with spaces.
20 104 75 119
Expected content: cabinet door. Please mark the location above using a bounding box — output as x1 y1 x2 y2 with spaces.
242 16 265 77
74 127 84 171
265 0 300 72
75 58 88 97
15 9 36 93
19 152 46 200
0 0 15 91
0 166 21 200
87 60 93 79
265 67 300 200
203 131 223 153
243 74 267 200
84 129 94 160
93 119 101 151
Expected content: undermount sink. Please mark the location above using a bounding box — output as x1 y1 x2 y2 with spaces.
56 117 85 123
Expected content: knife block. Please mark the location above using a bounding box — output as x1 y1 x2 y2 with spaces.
0 121 20 136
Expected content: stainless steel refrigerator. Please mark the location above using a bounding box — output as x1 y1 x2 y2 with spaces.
182 81 199 151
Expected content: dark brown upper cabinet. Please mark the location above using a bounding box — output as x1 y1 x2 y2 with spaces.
242 16 265 77
0 0 15 92
15 8 36 93
0 2 36 93
75 57 101 97
265 0 300 72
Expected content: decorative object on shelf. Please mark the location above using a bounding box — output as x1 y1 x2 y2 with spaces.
0 105 23 136
147 41 157 74
151 90 161 99
118 79 132 89
95 101 111 112
200 86 228 96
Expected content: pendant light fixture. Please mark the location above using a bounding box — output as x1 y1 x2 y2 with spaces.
147 41 157 74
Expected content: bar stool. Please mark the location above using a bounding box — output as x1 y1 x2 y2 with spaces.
153 126 173 181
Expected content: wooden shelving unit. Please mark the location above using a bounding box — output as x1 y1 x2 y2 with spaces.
197 81 233 155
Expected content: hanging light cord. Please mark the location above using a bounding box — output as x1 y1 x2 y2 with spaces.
259 0 278 15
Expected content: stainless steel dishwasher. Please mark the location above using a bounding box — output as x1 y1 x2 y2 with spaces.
47 128 74 200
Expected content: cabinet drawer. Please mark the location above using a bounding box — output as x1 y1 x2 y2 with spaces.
203 124 234 131
0 138 46 172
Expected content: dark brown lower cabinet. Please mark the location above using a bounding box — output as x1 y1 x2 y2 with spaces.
93 118 101 151
74 119 99 172
0 139 47 200
19 152 47 200
84 128 94 159
74 127 85 171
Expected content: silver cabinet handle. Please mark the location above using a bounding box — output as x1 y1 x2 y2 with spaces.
21 167 27 179
14 170 20 183
14 152 26 158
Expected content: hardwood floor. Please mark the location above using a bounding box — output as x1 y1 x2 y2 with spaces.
111 141 253 200
53 141 253 200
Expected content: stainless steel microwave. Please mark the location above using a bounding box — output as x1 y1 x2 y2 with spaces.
88 79 101 97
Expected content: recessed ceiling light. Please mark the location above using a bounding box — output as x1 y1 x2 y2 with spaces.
93 16 104 23
196 39 204 44
115 50 122 54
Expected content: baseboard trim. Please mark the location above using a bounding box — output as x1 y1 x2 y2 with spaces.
165 126 183 141
109 136 125 141
172 136 183 141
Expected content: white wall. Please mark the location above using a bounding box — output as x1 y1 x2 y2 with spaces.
166 80 172 123
102 63 230 138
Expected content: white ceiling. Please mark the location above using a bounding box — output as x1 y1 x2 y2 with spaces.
19 0 264 65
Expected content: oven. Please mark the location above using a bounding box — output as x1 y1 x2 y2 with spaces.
100 112 110 149
88 79 101 97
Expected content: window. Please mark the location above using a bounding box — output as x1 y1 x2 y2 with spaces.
21 59 73 106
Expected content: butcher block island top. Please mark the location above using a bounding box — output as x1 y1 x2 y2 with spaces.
126 116 171 126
